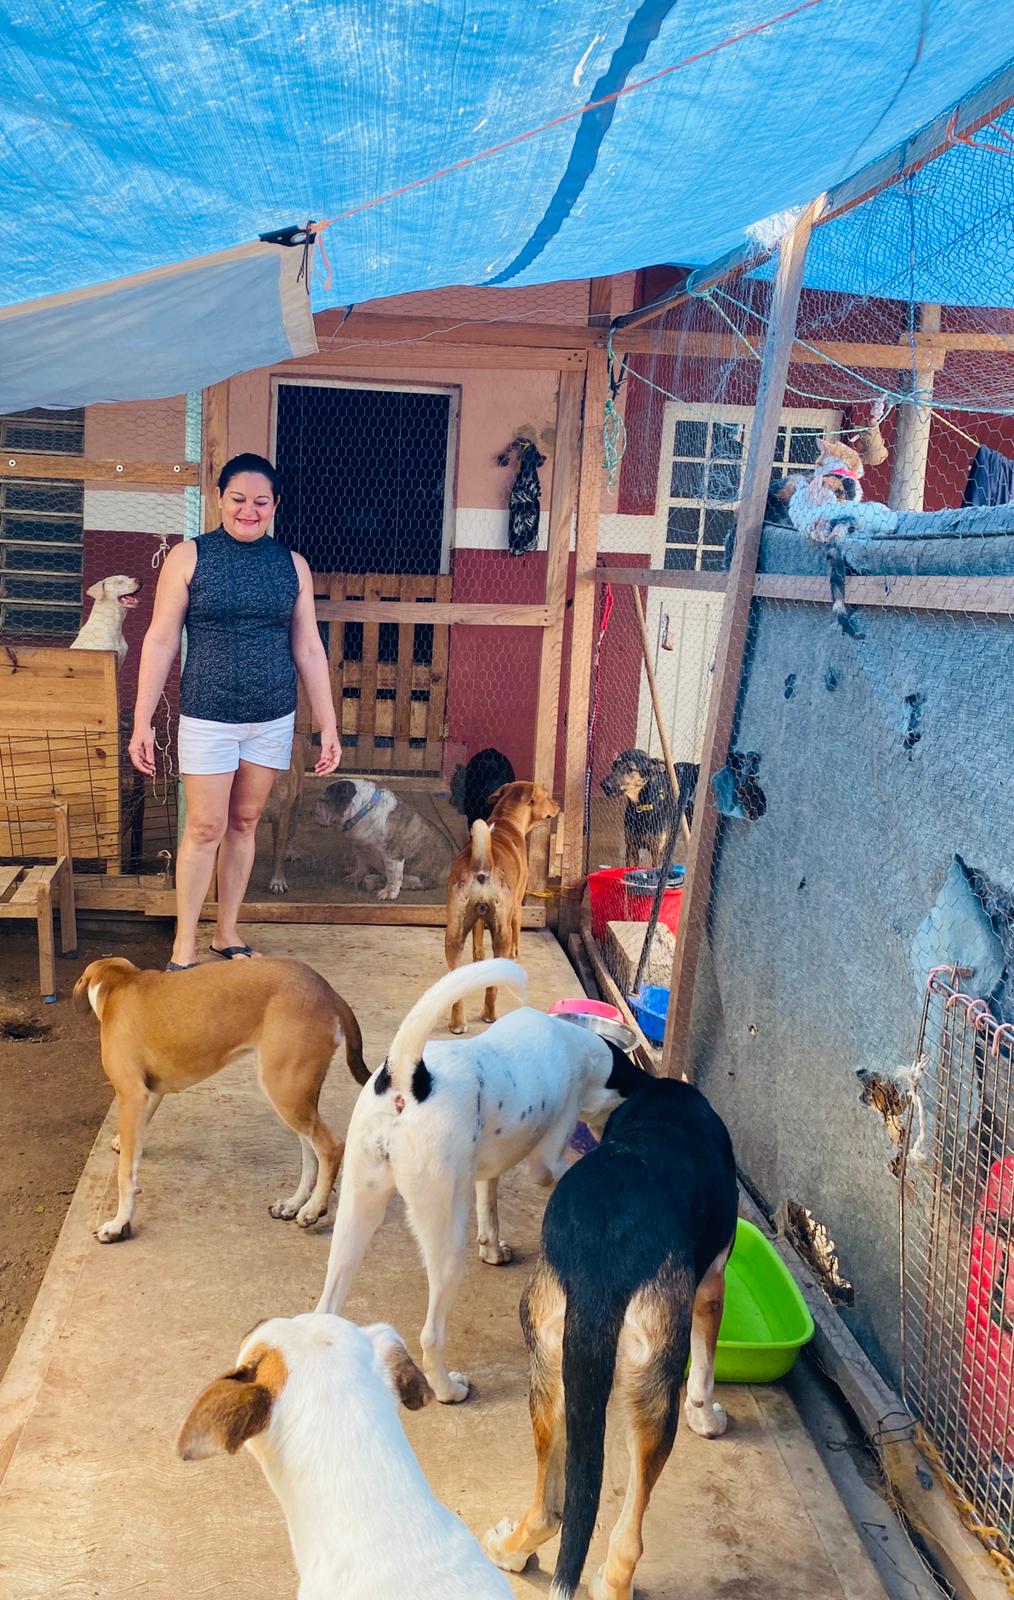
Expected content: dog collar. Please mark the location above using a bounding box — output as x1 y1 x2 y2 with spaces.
342 787 383 832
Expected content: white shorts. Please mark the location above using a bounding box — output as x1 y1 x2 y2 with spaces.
177 712 295 776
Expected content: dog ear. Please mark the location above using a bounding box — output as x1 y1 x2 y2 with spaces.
485 783 509 809
177 1371 274 1460
384 1342 434 1411
72 968 98 1015
365 1325 434 1410
85 580 107 600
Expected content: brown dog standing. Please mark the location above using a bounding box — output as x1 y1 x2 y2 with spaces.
444 780 559 1035
74 956 368 1243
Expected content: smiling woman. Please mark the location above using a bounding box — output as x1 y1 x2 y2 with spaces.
127 453 342 970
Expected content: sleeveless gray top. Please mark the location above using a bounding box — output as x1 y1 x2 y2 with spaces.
179 528 300 723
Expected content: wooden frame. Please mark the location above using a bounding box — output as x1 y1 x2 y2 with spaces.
661 197 824 1079
0 454 198 484
595 566 1014 617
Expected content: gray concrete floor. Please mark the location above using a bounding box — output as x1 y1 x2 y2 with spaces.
0 927 892 1599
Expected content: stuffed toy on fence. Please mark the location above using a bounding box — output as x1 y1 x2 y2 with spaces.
497 435 546 555
774 402 898 637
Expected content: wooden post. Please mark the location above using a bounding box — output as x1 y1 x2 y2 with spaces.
558 347 609 939
889 305 940 513
588 276 613 329
201 381 230 530
529 370 582 895
631 586 691 848
660 196 824 1080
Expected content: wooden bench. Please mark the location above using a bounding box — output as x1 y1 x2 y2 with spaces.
0 801 77 1001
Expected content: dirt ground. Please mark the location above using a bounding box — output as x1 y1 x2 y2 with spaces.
0 923 168 1377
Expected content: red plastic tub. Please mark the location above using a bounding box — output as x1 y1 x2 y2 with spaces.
587 867 684 942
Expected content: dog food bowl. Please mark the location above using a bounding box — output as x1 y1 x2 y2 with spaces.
553 1009 639 1056
551 997 624 1022
623 865 686 895
627 985 669 1044
706 1220 815 1384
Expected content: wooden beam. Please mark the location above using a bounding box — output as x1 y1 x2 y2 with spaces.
661 197 823 1081
0 454 198 484
316 308 598 350
201 381 230 531
301 341 588 371
142 891 545 927
530 369 582 895
313 599 551 627
596 566 1014 617
559 347 609 939
614 329 946 370
614 62 1014 333
909 330 1014 352
588 277 612 329
594 566 727 593
890 305 940 513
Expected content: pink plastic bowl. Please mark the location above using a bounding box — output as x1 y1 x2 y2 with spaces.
550 998 625 1023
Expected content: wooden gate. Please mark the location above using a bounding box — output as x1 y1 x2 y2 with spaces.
299 572 451 774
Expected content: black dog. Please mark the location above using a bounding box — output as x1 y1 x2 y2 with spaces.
486 1062 737 1597
600 748 698 867
450 746 516 830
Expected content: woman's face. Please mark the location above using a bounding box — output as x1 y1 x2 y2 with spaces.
218 472 278 539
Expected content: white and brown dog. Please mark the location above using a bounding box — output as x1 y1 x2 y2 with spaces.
178 1313 513 1600
314 777 453 901
74 957 369 1243
316 959 643 1403
70 574 142 663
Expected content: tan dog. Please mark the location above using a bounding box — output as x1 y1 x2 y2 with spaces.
444 780 559 1035
74 957 369 1243
262 732 308 894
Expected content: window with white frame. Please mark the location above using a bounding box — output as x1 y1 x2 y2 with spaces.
659 403 841 570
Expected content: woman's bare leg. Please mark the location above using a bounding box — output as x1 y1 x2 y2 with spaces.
171 772 233 966
213 760 279 955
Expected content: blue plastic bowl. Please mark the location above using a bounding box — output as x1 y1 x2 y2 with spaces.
628 984 670 1043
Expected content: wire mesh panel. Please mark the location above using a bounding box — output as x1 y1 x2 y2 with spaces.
901 971 1014 1565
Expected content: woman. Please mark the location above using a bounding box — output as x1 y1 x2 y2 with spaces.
129 453 341 969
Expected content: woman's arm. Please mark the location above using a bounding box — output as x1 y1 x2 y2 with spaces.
290 553 342 775
128 542 195 776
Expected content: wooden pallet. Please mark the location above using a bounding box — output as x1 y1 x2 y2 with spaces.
298 572 451 774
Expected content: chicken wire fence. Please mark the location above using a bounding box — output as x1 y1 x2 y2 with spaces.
901 970 1014 1573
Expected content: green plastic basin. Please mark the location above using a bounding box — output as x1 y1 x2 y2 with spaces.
704 1219 815 1384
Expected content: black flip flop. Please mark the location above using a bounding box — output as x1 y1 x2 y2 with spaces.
165 960 198 972
209 944 257 960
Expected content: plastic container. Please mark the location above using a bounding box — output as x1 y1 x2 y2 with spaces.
627 984 670 1043
550 998 625 1023
708 1219 815 1384
587 865 685 941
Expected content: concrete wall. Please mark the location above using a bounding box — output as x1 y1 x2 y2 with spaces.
690 525 1014 1384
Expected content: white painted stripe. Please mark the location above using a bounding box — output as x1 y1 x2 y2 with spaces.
453 507 654 554
84 489 185 537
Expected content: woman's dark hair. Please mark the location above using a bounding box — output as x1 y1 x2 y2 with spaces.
217 453 280 499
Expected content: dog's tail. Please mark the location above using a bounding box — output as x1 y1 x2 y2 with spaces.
333 994 371 1086
387 959 527 1095
468 818 494 881
551 1287 627 1599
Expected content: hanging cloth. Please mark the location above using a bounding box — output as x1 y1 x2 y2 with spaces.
497 436 546 555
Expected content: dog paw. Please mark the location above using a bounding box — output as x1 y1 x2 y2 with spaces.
484 1519 531 1573
448 1022 467 1036
284 846 303 864
295 1198 327 1228
589 1566 625 1600
268 876 289 895
435 1370 470 1404
269 1198 300 1220
96 1218 132 1244
479 1239 513 1265
375 887 400 901
684 1395 728 1438
110 1133 120 1154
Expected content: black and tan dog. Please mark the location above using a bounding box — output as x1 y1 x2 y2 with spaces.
600 749 698 867
485 1065 737 1600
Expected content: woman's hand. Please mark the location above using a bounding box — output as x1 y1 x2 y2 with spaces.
128 726 157 776
315 730 342 776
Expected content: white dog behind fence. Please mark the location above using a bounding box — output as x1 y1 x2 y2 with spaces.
70 574 142 663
